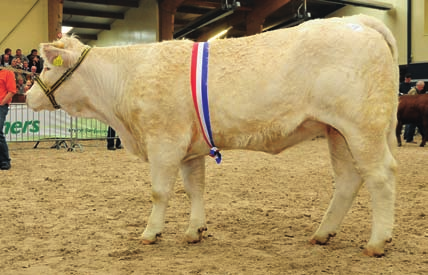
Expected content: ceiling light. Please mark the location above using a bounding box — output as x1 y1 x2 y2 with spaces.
317 0 393 10
61 26 73 34
208 27 232 42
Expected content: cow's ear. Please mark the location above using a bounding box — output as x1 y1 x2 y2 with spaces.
40 43 74 68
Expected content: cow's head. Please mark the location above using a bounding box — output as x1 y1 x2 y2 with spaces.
26 35 90 112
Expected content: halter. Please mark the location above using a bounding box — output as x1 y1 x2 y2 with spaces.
34 46 91 109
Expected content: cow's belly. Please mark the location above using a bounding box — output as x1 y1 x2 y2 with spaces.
262 120 327 154
221 120 327 155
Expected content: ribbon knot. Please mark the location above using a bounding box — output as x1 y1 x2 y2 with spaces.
209 147 222 164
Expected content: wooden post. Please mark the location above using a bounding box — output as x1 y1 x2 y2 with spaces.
246 0 291 36
48 0 63 42
159 0 186 41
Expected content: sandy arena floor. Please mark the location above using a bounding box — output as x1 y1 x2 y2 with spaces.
0 137 427 274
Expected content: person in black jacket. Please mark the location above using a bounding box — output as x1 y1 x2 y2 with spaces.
0 48 12 66
399 73 412 95
107 126 122 150
0 54 11 67
27 49 44 73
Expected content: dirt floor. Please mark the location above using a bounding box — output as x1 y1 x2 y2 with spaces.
0 136 427 275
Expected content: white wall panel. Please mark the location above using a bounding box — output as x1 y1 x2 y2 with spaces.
90 0 158 47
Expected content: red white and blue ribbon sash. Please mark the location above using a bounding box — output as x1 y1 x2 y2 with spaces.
190 42 222 164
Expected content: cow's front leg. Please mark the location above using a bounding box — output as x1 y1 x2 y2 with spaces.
181 156 207 243
141 162 179 244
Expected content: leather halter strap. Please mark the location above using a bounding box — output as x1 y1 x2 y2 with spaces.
34 46 91 109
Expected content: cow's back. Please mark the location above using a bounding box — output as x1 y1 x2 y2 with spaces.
203 15 398 143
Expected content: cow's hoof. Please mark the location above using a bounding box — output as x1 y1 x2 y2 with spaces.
141 239 156 245
363 247 385 257
186 237 202 244
309 233 336 245
141 233 162 245
185 226 207 243
419 144 425 147
397 143 402 147
309 238 322 245
363 238 391 257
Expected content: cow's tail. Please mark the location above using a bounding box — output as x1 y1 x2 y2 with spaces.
353 14 399 152
353 14 398 64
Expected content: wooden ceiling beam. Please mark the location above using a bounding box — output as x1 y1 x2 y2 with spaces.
246 0 291 35
66 0 139 7
75 33 98 41
159 0 187 41
63 7 125 19
62 21 111 30
182 0 252 11
177 5 214 14
182 0 221 9
174 18 190 26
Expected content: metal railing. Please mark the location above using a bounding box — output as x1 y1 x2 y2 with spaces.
5 103 109 151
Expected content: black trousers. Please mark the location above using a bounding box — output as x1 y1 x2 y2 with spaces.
0 105 10 164
107 126 121 148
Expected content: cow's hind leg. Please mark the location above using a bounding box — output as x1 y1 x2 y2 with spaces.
180 157 207 243
338 127 396 256
141 162 179 244
311 127 363 245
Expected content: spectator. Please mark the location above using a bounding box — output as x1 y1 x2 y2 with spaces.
408 81 426 95
2 48 12 57
27 49 43 73
14 49 29 63
29 66 38 82
10 58 19 69
22 60 31 73
24 80 33 93
26 49 37 61
399 73 412 95
14 57 23 69
10 58 24 84
16 75 26 94
0 48 12 66
0 54 10 67
0 67 17 170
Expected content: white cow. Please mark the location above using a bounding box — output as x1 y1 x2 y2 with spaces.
26 14 398 257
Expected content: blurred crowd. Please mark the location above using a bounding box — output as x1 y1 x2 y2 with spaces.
0 47 44 95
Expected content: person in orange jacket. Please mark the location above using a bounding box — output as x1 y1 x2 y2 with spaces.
0 68 17 170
